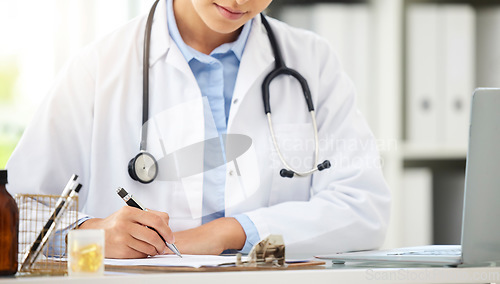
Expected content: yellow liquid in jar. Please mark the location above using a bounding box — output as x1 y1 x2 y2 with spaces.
70 243 103 273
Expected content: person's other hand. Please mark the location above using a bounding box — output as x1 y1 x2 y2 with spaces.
78 206 173 259
172 217 246 255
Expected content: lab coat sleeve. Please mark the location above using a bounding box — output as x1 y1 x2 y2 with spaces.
6 47 96 215
232 214 261 253
243 37 391 255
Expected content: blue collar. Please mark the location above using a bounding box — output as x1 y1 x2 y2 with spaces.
166 0 252 63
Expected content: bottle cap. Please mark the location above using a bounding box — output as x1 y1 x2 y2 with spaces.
0 170 7 184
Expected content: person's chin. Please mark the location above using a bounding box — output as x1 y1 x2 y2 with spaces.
206 20 244 35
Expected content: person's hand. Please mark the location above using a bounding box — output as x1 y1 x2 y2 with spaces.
78 206 174 259
171 217 246 255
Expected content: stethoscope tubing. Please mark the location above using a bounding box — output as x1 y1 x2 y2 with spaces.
261 67 315 114
132 1 330 183
266 111 320 177
140 0 160 152
260 14 329 178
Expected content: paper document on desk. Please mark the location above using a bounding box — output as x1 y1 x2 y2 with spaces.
104 255 245 268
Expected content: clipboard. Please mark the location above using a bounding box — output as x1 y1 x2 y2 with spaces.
104 235 325 273
104 260 326 273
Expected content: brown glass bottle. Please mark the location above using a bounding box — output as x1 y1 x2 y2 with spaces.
0 170 19 275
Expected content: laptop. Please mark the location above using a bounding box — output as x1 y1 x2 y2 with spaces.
316 88 500 267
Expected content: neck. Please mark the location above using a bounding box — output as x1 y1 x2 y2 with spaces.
173 0 241 55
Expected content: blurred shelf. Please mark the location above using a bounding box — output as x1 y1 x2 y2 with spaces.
270 0 479 248
271 0 366 5
406 0 500 5
267 0 368 15
402 144 467 160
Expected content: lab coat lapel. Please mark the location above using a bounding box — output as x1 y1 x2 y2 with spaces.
149 0 204 221
148 0 169 67
228 15 274 129
150 0 196 81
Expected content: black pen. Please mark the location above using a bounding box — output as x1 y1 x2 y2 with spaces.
116 187 182 258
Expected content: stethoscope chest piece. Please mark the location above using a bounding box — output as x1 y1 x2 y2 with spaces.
128 152 158 184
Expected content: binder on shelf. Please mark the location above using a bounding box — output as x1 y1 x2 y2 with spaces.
311 4 373 133
278 4 312 31
279 3 374 133
476 7 500 89
310 4 348 62
400 168 433 247
406 4 440 147
441 5 475 149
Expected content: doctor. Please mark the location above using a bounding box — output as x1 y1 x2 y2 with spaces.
7 0 390 259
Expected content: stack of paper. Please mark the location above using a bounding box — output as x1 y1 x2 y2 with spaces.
104 255 245 268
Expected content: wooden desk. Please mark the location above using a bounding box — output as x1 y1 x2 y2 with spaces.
2 262 500 284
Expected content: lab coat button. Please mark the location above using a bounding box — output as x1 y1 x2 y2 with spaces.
233 99 238 104
229 170 235 176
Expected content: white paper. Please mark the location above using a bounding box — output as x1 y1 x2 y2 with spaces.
104 255 244 268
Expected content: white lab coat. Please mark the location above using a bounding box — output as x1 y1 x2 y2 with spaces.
7 0 390 255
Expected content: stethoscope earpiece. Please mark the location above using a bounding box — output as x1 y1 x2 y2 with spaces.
280 169 295 178
280 160 332 179
318 160 331 171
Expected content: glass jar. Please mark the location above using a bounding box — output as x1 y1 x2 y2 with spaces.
0 170 19 275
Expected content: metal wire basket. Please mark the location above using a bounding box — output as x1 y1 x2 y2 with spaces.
15 194 78 275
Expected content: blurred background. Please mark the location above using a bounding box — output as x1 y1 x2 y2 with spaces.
1 0 499 249
0 0 157 168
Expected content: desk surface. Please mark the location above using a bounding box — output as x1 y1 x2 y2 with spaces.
3 263 500 284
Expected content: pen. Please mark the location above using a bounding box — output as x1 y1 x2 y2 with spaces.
54 174 79 206
116 187 182 258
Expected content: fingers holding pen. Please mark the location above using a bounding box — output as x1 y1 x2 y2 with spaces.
145 209 175 244
116 188 176 246
121 206 173 244
108 206 169 256
127 221 168 256
112 233 155 259
77 207 163 258
115 188 181 257
100 206 172 255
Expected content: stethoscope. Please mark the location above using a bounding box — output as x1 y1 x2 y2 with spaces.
128 0 331 184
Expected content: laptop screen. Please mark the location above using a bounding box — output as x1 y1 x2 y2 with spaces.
461 88 500 265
